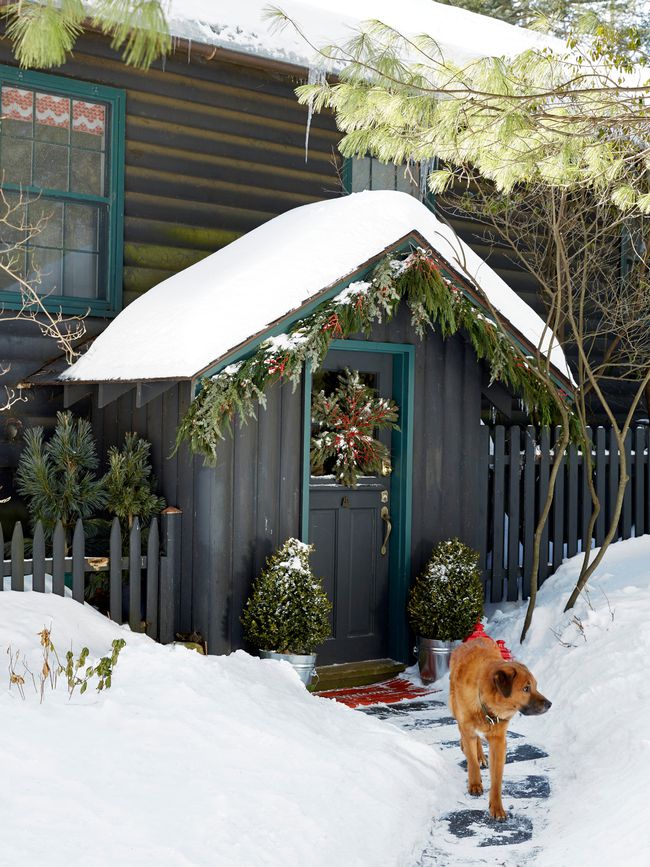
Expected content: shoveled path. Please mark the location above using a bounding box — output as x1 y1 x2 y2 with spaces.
318 677 552 865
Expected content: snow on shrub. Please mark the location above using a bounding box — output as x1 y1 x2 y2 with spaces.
408 538 484 640
241 538 332 654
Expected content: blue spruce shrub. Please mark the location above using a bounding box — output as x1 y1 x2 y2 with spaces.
407 539 484 641
241 538 332 654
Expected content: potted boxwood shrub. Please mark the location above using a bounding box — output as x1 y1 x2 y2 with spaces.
241 538 332 687
407 539 484 684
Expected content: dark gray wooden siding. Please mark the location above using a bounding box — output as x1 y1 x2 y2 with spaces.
89 305 484 655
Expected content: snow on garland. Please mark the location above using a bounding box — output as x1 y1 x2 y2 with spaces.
176 249 572 464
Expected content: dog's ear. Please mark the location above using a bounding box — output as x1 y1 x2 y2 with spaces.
494 667 516 698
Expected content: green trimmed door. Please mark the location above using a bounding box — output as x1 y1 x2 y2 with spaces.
308 350 393 664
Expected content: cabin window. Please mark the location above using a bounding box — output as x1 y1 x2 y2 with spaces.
343 156 436 209
0 67 125 315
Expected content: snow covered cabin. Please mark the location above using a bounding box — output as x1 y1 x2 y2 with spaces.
60 191 571 664
0 0 559 507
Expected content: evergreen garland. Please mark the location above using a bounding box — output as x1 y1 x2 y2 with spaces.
407 539 484 641
311 368 399 487
177 248 575 463
240 538 332 655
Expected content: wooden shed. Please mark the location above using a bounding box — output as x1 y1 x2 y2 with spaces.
59 190 571 665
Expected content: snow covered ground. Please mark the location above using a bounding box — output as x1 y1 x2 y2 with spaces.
0 592 450 867
2 534 650 865
484 535 650 865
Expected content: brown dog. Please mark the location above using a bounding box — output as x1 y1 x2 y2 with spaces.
449 637 551 821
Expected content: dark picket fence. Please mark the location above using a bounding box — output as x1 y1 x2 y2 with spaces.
0 509 182 643
482 424 650 603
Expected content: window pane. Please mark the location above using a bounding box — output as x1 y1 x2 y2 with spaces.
63 250 99 298
28 246 63 295
35 92 69 145
29 199 64 248
33 141 68 190
0 190 28 252
370 161 396 191
0 249 25 291
1 87 33 137
64 202 99 252
70 147 104 196
71 100 106 151
396 164 419 195
350 157 371 193
1 137 32 185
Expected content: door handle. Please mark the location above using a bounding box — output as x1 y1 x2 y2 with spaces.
380 505 392 556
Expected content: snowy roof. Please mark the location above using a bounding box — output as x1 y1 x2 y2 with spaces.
165 0 560 70
61 191 570 384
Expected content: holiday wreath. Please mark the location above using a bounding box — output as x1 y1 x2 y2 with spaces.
311 367 399 487
176 248 573 465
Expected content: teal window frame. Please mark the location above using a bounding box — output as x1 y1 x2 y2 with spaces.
0 64 125 316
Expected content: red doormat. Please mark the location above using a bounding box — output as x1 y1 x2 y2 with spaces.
316 676 439 708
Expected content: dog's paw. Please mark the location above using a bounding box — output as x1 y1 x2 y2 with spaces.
468 782 484 796
479 755 489 769
489 802 508 821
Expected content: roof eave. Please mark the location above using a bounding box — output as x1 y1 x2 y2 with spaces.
57 228 572 397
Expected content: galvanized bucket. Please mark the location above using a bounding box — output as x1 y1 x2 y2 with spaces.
416 637 457 684
259 650 318 687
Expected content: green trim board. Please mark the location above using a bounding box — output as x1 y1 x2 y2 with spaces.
0 64 125 316
301 339 415 664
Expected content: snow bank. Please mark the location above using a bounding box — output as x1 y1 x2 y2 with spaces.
486 536 650 866
0 592 452 866
165 0 558 70
62 190 570 383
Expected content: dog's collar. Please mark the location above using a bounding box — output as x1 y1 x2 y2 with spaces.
479 698 502 726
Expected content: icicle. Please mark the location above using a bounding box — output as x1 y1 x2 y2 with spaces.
419 158 434 201
187 38 192 64
304 67 326 163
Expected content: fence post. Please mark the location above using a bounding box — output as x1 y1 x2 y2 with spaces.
32 521 46 593
52 521 65 596
522 425 536 599
491 426 506 602
109 518 122 624
551 426 565 573
72 519 85 604
11 522 24 591
146 518 160 640
538 427 551 583
160 507 182 644
129 518 142 632
506 426 521 602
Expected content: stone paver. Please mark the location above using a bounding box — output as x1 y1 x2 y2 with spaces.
353 682 552 865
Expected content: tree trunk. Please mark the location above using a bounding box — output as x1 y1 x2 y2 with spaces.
520 421 570 643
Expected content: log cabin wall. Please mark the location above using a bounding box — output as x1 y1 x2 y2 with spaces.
0 33 341 513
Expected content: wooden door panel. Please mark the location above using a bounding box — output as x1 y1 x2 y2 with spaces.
346 506 378 638
309 505 338 637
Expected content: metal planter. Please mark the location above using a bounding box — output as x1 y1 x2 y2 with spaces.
259 650 318 687
416 637 458 684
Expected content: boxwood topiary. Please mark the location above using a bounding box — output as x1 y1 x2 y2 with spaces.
241 538 332 655
407 539 484 641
